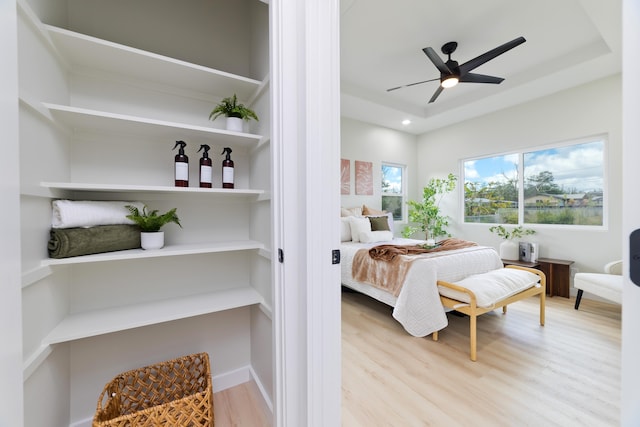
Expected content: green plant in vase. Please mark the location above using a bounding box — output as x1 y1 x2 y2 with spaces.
402 173 457 245
126 205 182 250
489 225 536 260
209 94 259 132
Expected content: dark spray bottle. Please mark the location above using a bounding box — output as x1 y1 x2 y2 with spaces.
173 140 189 187
198 144 212 188
221 147 234 189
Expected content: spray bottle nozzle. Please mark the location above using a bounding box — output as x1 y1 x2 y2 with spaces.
173 140 187 154
221 147 232 160
198 144 210 157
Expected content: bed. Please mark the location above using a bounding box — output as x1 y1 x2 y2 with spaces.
341 236 504 337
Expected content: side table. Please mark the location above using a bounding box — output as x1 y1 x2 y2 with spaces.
536 257 574 298
501 259 540 269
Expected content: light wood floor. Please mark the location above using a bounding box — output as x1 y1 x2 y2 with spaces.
342 289 621 427
214 380 272 426
214 292 620 426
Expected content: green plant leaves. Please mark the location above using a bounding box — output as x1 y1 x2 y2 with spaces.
488 225 535 240
209 94 259 122
125 205 182 232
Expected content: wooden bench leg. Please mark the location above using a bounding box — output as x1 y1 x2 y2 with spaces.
470 314 477 362
540 290 546 326
432 330 438 341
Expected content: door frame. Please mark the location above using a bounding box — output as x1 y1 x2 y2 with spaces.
270 0 342 425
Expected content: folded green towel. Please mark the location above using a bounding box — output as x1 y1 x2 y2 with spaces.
48 225 141 259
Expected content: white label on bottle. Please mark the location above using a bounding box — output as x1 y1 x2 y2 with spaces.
200 165 212 183
175 162 188 181
222 166 234 184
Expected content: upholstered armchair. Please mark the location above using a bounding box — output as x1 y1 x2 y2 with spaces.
574 260 623 309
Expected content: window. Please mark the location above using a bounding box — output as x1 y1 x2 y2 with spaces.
381 163 405 221
464 137 605 227
464 154 519 224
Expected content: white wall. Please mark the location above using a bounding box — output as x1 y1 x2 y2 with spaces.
416 75 622 280
340 117 418 234
0 1 24 425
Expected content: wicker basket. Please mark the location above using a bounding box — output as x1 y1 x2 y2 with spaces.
92 352 214 427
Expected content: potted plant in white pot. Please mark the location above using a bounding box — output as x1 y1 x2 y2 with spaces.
125 205 182 250
209 93 259 132
489 225 536 260
401 173 457 246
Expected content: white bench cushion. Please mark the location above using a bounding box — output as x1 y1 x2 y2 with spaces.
574 272 623 304
438 268 541 308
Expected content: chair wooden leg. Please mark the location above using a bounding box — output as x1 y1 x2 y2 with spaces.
574 289 583 310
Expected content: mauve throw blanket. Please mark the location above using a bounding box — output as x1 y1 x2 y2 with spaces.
352 238 478 296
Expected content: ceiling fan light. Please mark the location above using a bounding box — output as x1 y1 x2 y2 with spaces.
441 75 459 88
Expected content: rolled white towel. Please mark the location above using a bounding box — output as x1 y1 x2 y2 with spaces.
51 200 146 229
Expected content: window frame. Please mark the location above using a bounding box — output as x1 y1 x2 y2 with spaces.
381 162 407 223
461 135 608 230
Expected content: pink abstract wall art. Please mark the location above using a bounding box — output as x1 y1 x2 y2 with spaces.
341 159 350 195
355 160 373 195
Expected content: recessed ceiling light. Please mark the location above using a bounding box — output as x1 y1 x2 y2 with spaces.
402 119 411 125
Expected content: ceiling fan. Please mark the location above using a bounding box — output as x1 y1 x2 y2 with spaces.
387 36 526 103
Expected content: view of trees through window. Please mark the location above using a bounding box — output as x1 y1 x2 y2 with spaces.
381 163 404 220
464 139 605 226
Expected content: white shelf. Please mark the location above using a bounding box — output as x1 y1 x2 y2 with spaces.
44 103 262 148
45 25 261 101
43 286 263 345
42 240 264 266
41 181 264 197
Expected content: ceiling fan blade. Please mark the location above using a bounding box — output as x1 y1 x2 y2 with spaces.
423 47 452 74
428 86 444 103
459 73 504 84
386 77 440 92
458 36 526 76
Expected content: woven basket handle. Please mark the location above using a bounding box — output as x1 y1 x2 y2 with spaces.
96 383 117 413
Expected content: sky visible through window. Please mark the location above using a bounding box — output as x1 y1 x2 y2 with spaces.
382 164 404 221
465 141 604 193
464 139 605 226
382 164 403 193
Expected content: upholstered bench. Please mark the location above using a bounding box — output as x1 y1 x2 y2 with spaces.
433 265 546 361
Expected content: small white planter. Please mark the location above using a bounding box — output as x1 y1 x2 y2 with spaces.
226 117 243 132
499 239 519 260
141 231 164 250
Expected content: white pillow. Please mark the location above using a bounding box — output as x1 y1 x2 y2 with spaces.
359 230 393 243
340 217 352 241
349 216 371 243
341 206 363 217
438 268 541 308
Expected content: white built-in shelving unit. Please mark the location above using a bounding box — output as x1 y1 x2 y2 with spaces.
44 24 262 100
18 0 273 425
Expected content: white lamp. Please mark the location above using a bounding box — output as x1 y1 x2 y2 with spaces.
441 75 459 88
